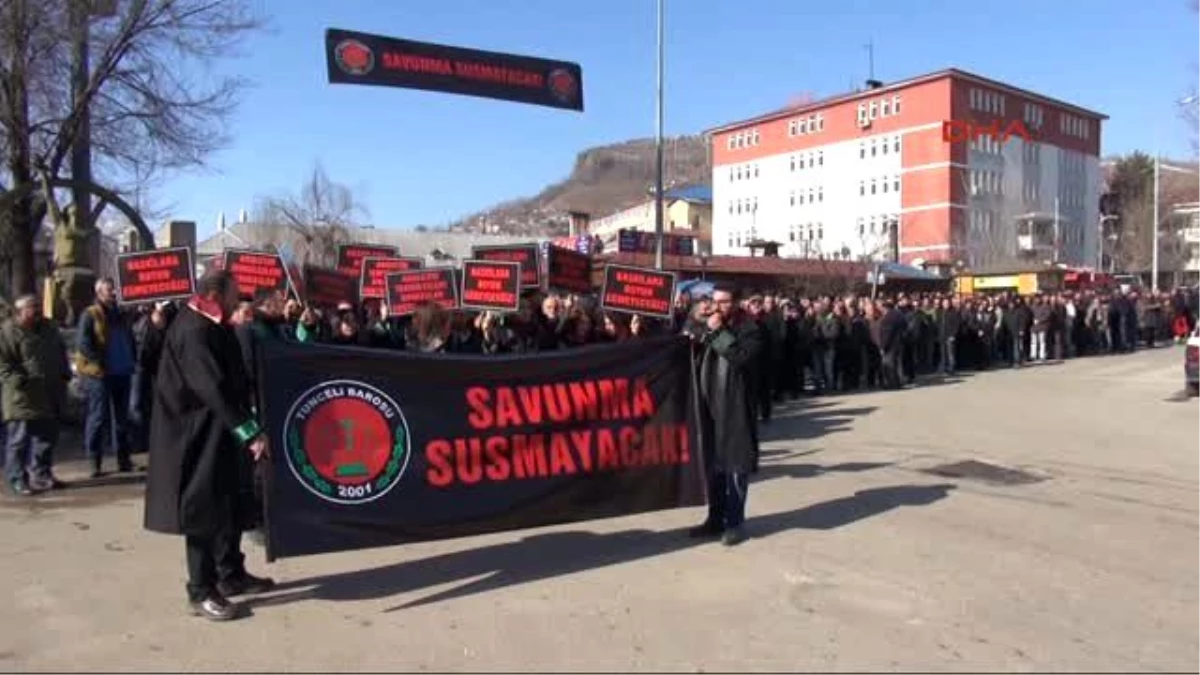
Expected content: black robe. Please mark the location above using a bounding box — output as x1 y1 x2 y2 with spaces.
144 306 256 537
697 315 764 475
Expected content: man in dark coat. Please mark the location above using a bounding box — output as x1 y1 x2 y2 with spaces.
688 284 764 547
143 271 274 621
877 300 905 389
0 294 70 495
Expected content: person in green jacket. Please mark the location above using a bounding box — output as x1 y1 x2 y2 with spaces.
0 295 70 495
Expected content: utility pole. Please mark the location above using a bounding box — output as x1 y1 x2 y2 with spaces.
653 0 666 271
864 40 875 81
1152 153 1160 292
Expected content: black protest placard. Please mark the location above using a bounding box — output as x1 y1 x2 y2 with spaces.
336 243 399 278
386 268 460 316
325 28 583 112
304 266 359 308
601 264 676 319
115 247 195 304
461 260 521 312
546 246 592 294
224 249 288 299
360 256 424 299
471 243 541 289
259 335 702 560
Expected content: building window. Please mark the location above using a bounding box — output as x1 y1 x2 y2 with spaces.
754 165 759 178
892 95 901 115
857 103 867 123
882 178 888 193
882 139 889 155
818 151 824 166
790 156 796 171
818 223 824 240
871 140 877 157
869 101 878 120
816 114 825 131
808 187 814 203
871 178 877 195
859 180 865 196
859 143 866 159
881 98 891 116
790 191 796 207
818 187 824 202
858 217 865 236
788 120 797 137
894 136 900 153
808 154 814 168
893 175 900 192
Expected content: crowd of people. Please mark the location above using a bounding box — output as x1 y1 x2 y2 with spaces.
0 269 1196 620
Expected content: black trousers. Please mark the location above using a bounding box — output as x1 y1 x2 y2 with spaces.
185 528 245 601
707 471 748 529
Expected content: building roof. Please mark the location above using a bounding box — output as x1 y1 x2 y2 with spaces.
598 252 868 279
664 184 712 204
196 222 538 264
704 68 1109 135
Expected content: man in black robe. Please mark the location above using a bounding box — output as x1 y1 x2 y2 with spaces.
143 271 274 622
688 284 764 547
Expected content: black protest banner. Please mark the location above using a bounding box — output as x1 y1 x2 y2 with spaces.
325 28 583 112
336 243 398 279
260 336 702 560
546 246 592 294
224 249 288 299
471 243 541 289
115 247 195 304
304 266 359 308
601 264 676 319
386 268 460 316
461 260 521 312
360 256 424 299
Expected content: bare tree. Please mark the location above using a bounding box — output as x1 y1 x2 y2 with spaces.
0 0 263 295
1107 153 1199 273
252 163 370 267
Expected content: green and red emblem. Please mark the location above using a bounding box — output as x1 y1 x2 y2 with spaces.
283 380 410 505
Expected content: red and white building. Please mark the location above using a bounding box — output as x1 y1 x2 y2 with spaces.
706 68 1106 267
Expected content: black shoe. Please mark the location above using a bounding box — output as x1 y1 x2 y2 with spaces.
9 481 35 497
722 526 748 547
117 463 141 474
90 465 104 479
189 593 241 621
687 521 724 539
217 572 276 597
30 475 66 491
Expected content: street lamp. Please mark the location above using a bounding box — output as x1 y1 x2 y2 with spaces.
1151 92 1200 292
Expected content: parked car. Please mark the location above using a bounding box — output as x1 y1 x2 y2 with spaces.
1186 325 1200 396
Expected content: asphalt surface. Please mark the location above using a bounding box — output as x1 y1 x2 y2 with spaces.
0 347 1196 672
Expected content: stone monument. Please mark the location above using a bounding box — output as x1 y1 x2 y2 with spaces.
51 202 99 326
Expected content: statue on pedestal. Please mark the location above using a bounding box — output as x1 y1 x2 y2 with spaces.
43 172 98 326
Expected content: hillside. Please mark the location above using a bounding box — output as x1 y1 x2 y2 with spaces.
450 135 710 236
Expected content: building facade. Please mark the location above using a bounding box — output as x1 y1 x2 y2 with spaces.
707 69 1106 267
1173 201 1200 284
587 185 713 254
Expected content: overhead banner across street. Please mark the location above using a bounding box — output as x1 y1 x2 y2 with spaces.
260 336 703 560
325 28 584 112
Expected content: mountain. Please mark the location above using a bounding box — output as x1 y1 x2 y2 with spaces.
450 135 711 236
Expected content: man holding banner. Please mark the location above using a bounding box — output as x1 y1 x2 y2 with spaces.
688 284 763 547
144 270 274 621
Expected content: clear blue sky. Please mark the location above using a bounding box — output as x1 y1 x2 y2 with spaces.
162 0 1199 238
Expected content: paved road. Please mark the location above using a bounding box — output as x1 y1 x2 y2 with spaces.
1 348 1196 672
